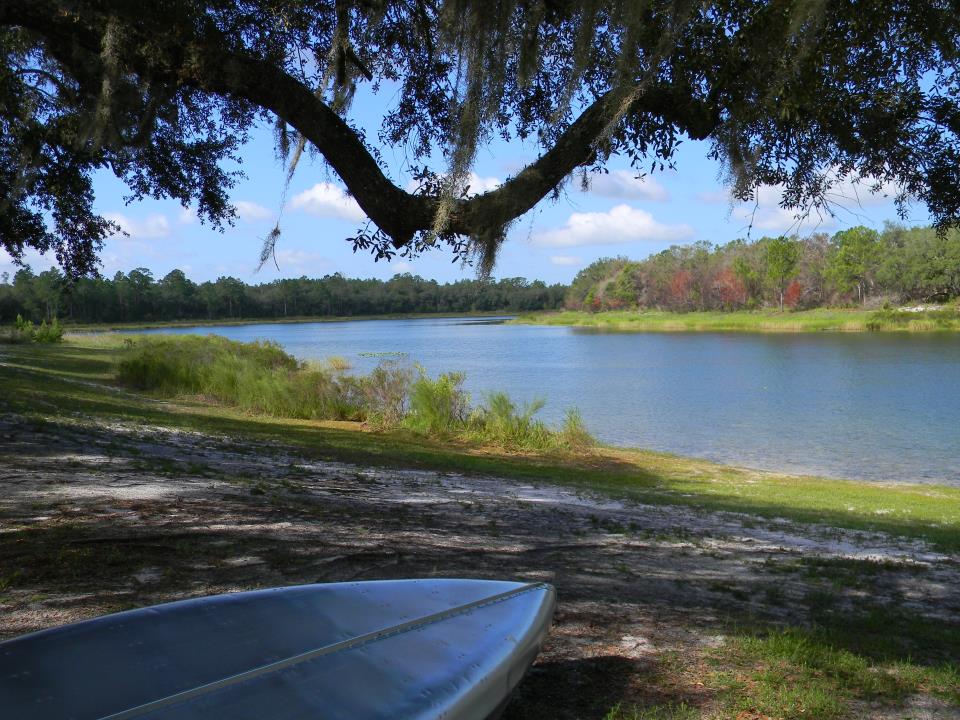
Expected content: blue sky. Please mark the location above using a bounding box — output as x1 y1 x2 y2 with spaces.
2 84 930 285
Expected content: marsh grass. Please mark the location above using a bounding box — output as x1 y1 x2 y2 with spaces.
467 392 554 450
2 315 64 344
118 335 368 420
865 305 960 330
403 369 470 436
514 307 960 333
400 369 596 451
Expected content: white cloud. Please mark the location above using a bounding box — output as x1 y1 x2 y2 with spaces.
533 204 694 248
581 170 668 201
234 200 272 223
272 249 331 275
392 260 413 274
550 255 582 266
103 212 171 240
0 248 57 277
701 172 902 232
465 173 501 195
824 175 901 209
404 172 502 196
177 207 195 225
730 183 840 234
290 183 365 222
731 205 837 234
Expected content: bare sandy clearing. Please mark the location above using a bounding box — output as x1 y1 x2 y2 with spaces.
1 412 957 718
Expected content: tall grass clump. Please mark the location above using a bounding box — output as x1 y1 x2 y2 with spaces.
559 408 594 451
467 392 553 450
865 305 960 331
403 368 470 436
401 370 595 452
118 335 367 420
362 360 413 430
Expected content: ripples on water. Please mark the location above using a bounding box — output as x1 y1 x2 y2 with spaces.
131 317 960 485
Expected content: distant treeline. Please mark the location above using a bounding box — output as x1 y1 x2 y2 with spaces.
568 224 960 312
0 269 566 324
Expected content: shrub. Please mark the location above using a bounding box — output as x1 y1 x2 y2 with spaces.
3 315 63 344
117 335 366 419
362 360 413 430
403 368 470 435
559 408 595 451
35 318 64 343
468 392 553 450
323 356 352 373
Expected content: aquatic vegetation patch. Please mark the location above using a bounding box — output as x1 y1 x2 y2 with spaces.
117 335 593 452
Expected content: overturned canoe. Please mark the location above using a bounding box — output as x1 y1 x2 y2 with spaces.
0 579 555 720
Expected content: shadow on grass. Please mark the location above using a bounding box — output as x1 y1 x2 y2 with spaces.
503 656 704 720
0 343 119 378
713 615 960 717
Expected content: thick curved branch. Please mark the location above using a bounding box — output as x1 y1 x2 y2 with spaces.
1 1 719 247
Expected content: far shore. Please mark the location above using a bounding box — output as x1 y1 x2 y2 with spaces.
511 306 960 333
64 310 514 332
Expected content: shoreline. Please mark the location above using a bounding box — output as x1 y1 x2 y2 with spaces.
2 336 958 553
64 310 515 332
511 307 960 333
4 407 958 717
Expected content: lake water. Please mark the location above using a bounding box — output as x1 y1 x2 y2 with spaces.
132 318 960 485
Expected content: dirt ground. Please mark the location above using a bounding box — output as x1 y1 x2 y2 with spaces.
1 412 958 718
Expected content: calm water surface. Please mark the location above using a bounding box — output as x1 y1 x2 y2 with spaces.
134 318 960 485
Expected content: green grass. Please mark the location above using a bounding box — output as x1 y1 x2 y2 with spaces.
2 336 959 552
117 334 370 421
707 613 960 719
607 606 960 719
604 703 697 720
512 307 960 332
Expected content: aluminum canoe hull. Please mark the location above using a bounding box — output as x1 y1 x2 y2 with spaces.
0 578 555 720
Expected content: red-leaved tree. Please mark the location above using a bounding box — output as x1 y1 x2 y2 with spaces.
784 280 803 309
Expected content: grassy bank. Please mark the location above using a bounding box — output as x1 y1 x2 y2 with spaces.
2 334 958 553
513 307 960 332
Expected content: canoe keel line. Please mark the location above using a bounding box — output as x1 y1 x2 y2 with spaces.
0 579 556 720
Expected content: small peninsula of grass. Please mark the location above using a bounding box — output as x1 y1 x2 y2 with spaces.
512 306 960 333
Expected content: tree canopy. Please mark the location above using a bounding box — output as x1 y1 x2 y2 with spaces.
3 1 960 278
564 224 960 312
0 266 564 324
